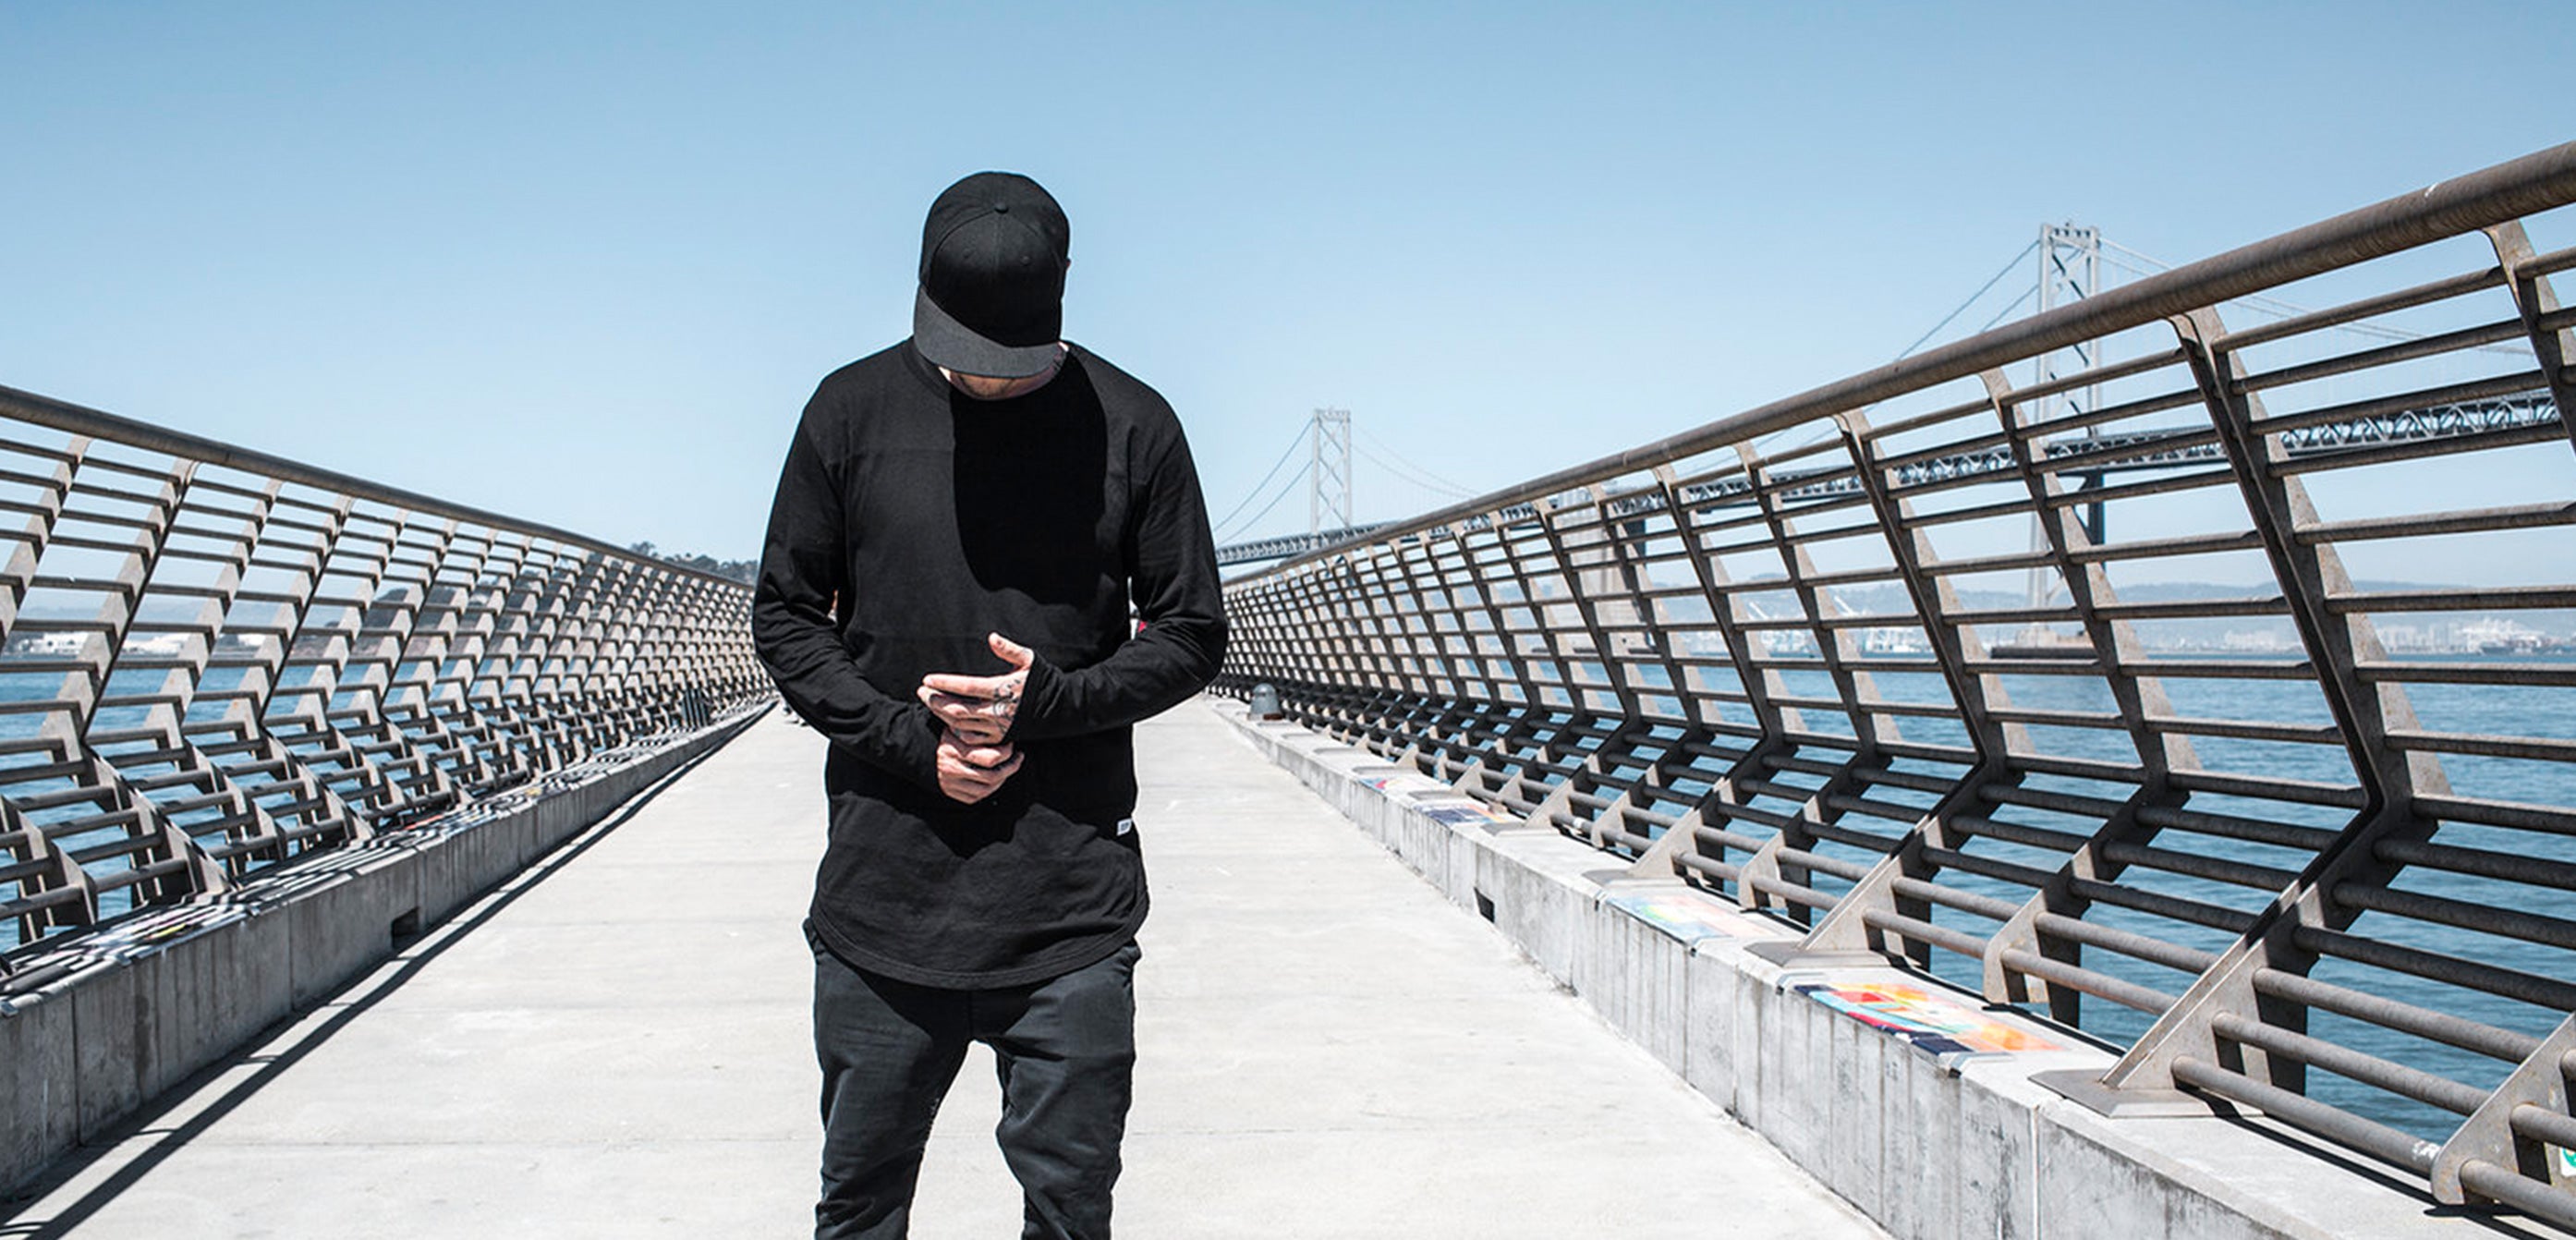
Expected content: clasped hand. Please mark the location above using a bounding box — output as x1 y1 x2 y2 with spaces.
919 632 1035 804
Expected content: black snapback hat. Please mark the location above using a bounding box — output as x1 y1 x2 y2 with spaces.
913 172 1070 379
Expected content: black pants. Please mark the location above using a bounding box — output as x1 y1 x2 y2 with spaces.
809 929 1139 1240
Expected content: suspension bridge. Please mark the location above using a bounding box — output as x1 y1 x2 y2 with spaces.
1214 221 2561 566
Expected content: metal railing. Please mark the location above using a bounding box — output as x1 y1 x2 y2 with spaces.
1218 141 2576 1224
0 384 769 971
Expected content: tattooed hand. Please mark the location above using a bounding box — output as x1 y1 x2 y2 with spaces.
917 632 1036 746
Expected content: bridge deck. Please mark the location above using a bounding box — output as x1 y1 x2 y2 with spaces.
4 701 1880 1239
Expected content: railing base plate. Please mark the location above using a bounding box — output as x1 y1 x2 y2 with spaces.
1744 942 1889 968
2034 1067 2262 1119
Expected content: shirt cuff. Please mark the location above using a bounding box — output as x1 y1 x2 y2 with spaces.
1014 653 1068 739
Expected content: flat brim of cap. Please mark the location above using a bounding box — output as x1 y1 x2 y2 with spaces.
912 286 1063 379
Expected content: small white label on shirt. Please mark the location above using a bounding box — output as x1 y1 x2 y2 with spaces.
1115 818 1135 836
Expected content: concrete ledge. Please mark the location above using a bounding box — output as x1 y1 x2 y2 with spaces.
0 707 767 1197
1212 699 2553 1240
0 980 73 1184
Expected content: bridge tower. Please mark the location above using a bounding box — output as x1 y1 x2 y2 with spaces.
2025 225 2108 612
2036 223 2101 330
1309 407 1353 536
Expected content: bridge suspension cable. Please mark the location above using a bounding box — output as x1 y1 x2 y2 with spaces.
1356 427 1477 500
1209 424 1309 537
1218 411 1483 553
1216 457 1312 544
1894 237 2043 362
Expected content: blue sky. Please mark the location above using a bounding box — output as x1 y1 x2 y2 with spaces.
3 2 2568 563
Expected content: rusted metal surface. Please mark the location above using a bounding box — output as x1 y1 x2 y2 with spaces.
0 384 768 969
1218 142 2576 1221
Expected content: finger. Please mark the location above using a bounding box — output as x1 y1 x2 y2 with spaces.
923 690 983 721
929 699 982 735
946 735 1009 763
942 758 1002 789
922 673 1002 698
988 632 1035 671
920 684 980 711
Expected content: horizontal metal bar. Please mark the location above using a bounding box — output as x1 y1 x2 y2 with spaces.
2354 660 2576 687
2133 804 2341 852
1890 875 2023 921
2455 1159 2576 1229
2508 1104 2576 1161
2034 911 2218 975
2099 841 2301 892
2237 317 2530 394
2210 1013 2489 1115
2252 965 2538 1064
2295 927 2576 1013
2375 836 2576 892
2384 729 2576 763
1916 845 2056 892
1860 906 1987 959
2169 1057 2440 1173
1999 946 2178 1015
1948 813 2088 855
2411 795 2576 836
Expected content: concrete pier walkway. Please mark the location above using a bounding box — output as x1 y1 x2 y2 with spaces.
3 699 1883 1239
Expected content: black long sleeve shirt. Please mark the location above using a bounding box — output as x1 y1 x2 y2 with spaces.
753 340 1225 988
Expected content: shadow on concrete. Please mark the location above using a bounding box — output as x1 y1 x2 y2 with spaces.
0 748 721 1239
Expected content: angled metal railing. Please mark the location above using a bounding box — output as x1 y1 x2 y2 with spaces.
0 383 770 970
1217 141 2576 1224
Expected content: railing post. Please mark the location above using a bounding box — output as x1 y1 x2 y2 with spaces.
1637 465 1799 896
1 443 90 929
218 483 370 846
1962 369 2198 1017
118 458 298 871
2482 220 2576 456
410 525 507 790
1524 490 1652 840
2087 308 2442 1101
1737 422 1987 959
65 454 227 901
2431 1013 2576 1215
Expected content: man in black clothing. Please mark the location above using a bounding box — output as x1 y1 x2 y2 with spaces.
751 171 1225 1240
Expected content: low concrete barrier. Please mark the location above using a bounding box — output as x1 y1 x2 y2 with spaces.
0 707 768 1197
1214 699 2551 1240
